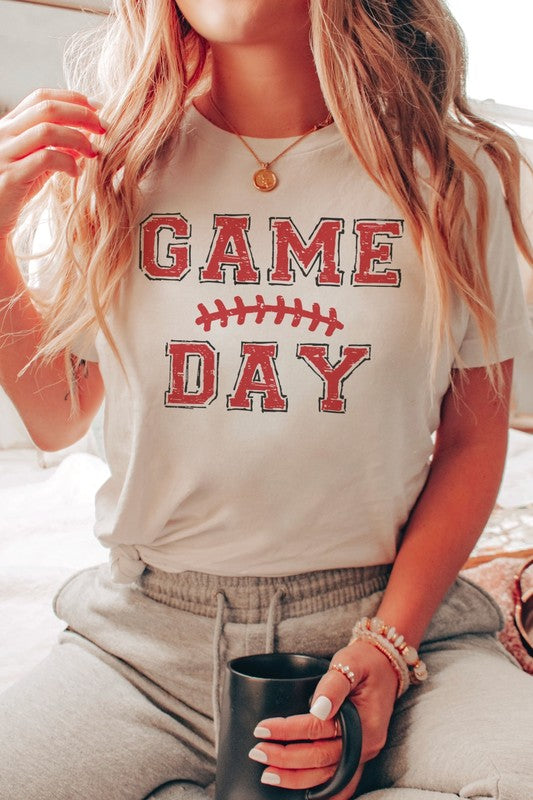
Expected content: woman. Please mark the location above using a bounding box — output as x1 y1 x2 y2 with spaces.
0 1 532 797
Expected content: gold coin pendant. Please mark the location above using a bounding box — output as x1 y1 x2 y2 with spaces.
253 167 278 192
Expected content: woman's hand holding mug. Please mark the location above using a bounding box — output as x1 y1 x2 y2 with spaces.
0 88 106 241
216 653 361 800
252 641 399 798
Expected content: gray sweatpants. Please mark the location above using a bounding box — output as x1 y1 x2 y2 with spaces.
0 561 532 800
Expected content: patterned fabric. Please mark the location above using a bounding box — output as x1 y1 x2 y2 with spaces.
462 556 533 673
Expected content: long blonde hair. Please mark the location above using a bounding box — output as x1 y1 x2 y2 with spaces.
9 0 533 417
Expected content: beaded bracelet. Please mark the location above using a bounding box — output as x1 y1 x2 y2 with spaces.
351 617 428 686
349 627 410 697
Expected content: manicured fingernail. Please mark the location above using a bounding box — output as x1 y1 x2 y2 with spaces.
87 96 103 109
261 771 281 786
310 695 332 720
249 747 268 764
253 726 271 738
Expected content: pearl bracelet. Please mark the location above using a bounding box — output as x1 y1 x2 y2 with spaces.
350 617 428 686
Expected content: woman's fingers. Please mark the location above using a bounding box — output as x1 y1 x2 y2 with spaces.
3 87 101 123
254 668 353 745
259 762 365 798
309 668 355 720
260 763 337 789
0 87 107 238
254 713 339 742
7 147 83 182
5 98 106 140
3 122 99 163
250 737 342 770
1 94 106 166
0 88 106 169
251 712 361 797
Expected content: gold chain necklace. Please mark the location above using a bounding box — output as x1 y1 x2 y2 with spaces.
208 95 333 192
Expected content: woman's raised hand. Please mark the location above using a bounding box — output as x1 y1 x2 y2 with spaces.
250 639 400 799
0 88 106 240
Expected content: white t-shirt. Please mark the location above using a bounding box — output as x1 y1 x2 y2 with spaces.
70 103 533 582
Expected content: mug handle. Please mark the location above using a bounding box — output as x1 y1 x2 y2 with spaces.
306 699 362 800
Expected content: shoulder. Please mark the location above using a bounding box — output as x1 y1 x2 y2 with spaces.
447 127 507 196
414 127 504 202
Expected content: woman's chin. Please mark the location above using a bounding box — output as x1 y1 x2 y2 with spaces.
174 0 308 47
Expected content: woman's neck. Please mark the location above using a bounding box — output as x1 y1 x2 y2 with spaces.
194 41 330 138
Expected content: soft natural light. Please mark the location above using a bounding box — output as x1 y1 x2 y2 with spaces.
447 1 533 110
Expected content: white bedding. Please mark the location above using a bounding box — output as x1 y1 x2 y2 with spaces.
1 430 533 696
0 449 109 693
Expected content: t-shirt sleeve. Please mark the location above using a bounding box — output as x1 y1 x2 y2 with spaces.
455 151 533 368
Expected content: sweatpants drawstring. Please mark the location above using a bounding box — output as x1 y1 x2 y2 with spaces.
211 587 285 755
212 590 227 757
265 588 285 653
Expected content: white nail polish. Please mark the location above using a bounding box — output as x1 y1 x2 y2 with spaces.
253 726 272 738
261 772 281 786
87 96 103 109
248 747 268 763
310 695 332 720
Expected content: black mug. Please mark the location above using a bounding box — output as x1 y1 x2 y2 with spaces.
215 652 362 800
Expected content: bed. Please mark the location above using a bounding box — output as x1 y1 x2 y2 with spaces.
1 428 532 695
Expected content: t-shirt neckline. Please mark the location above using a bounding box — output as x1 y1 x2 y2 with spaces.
184 101 344 156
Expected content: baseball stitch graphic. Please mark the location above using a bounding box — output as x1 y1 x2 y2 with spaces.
195 295 344 337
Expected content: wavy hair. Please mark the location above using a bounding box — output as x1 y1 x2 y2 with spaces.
8 0 533 417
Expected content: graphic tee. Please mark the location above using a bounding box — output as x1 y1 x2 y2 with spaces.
70 103 533 582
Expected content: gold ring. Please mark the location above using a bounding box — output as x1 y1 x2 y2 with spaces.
329 662 356 686
334 717 341 738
